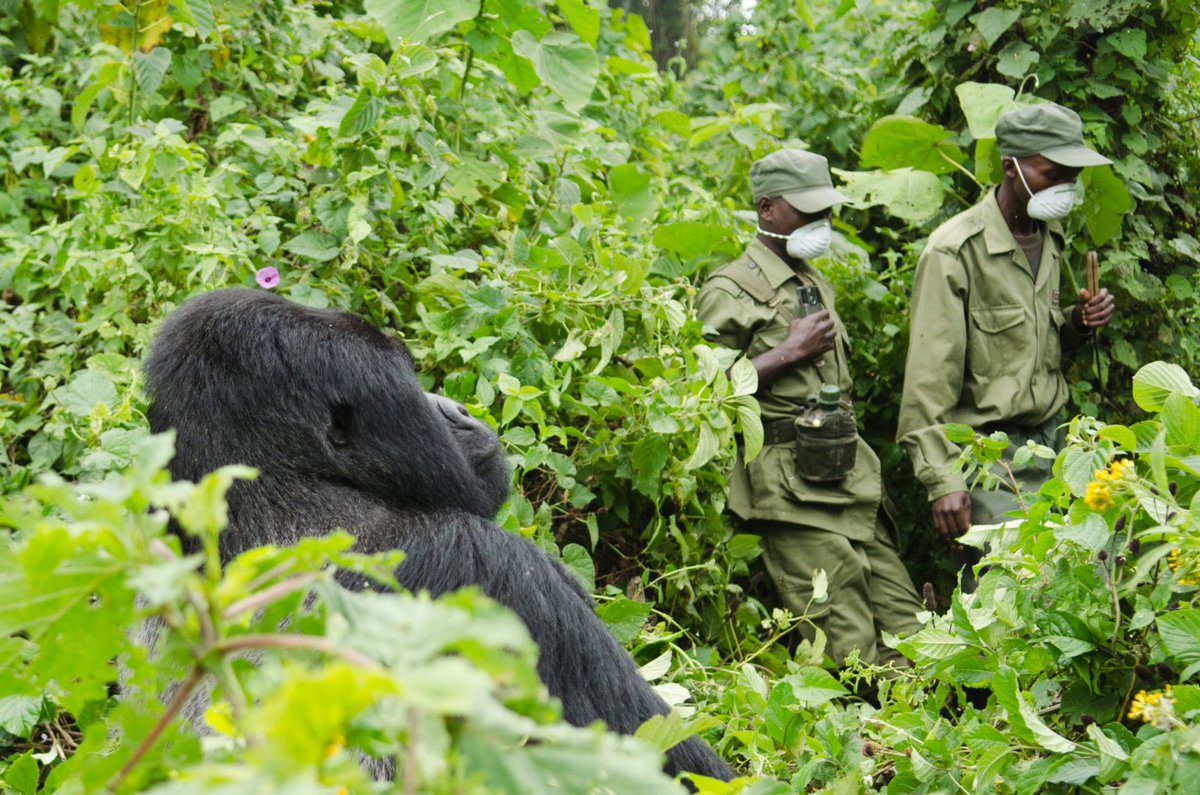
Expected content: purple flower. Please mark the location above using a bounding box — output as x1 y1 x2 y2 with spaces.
255 266 280 289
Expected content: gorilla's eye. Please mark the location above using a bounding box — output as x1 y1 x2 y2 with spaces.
328 403 353 447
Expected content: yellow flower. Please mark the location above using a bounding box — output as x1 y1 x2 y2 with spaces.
324 735 346 758
1169 549 1200 585
1085 481 1114 511
1128 687 1175 728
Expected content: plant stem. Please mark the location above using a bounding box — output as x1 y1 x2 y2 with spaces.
108 667 205 793
223 572 319 620
213 633 380 670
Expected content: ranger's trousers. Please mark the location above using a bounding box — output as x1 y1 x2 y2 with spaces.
755 514 925 668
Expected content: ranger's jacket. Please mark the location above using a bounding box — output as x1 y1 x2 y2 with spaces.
898 190 1091 501
697 238 880 541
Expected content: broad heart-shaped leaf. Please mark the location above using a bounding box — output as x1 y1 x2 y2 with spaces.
860 115 966 175
652 222 737 258
1058 446 1107 496
955 81 1015 139
971 7 1020 48
784 666 846 706
1082 165 1132 246
174 0 216 38
55 369 118 416
557 0 599 46
283 231 341 261
511 30 599 111
364 0 479 45
1132 361 1199 413
895 627 968 662
833 167 945 223
132 46 171 95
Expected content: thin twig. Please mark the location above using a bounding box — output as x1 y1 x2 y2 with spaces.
213 633 380 670
108 667 205 792
223 572 319 620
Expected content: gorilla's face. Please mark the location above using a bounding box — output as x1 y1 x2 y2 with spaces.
145 289 510 521
424 393 510 518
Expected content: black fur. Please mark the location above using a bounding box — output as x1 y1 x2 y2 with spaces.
143 288 733 782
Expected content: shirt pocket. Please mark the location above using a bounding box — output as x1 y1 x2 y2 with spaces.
970 304 1028 377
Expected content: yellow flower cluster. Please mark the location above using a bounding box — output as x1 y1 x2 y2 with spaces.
1128 685 1175 728
1084 459 1135 511
1168 549 1200 586
1084 481 1114 511
1095 458 1135 483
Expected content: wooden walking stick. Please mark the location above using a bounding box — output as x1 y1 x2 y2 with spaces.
1085 250 1105 397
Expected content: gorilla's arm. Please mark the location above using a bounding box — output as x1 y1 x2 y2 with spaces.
389 511 734 782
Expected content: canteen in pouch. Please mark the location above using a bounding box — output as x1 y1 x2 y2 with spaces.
793 384 858 482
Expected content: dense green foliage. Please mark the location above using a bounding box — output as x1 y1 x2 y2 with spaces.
3 0 1200 792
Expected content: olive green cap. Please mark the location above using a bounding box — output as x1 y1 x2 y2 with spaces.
750 149 848 213
995 102 1111 167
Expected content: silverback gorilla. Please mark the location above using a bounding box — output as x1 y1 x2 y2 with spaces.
143 288 733 782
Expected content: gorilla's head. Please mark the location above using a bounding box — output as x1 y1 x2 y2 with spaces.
144 289 510 521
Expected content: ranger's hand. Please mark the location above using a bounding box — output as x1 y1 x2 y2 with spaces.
932 491 972 544
784 309 836 362
1072 287 1115 331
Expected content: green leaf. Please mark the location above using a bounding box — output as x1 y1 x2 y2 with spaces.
55 369 118 416
607 163 655 222
635 710 721 753
833 167 945 223
630 435 670 498
1132 361 1199 412
895 627 967 662
860 116 966 175
683 422 719 470
561 543 594 591
996 41 1039 80
595 597 652 644
943 423 977 445
364 0 480 45
1059 446 1107 496
1106 28 1147 60
1055 513 1108 552
652 222 736 258
3 753 39 795
174 0 216 38
737 399 764 463
971 7 1020 47
283 231 341 261
71 82 107 131
1097 424 1137 452
0 695 41 736
511 30 599 112
132 46 172 95
338 89 385 139
1163 391 1200 448
1157 609 1200 669
557 0 599 46
955 81 1015 139
1082 165 1132 246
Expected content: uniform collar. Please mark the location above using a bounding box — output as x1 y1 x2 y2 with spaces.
747 236 802 290
981 188 1065 255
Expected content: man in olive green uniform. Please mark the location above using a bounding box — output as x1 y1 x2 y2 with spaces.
698 149 924 667
898 103 1117 553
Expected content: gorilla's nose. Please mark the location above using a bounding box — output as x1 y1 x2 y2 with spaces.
428 393 472 426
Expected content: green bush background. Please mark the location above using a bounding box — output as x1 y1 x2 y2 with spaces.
3 0 1200 792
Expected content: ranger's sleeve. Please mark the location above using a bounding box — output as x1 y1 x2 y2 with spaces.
897 244 970 501
696 276 754 354
1059 307 1092 352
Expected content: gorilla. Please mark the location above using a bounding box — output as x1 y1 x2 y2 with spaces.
143 288 733 782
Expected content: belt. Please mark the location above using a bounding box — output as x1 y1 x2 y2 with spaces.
762 418 796 446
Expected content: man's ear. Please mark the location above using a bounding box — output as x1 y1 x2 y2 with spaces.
756 196 773 223
1000 156 1018 179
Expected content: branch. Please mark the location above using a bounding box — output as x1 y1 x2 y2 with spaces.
109 667 205 793
223 572 319 620
213 633 380 670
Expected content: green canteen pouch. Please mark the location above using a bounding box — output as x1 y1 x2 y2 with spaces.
792 404 858 482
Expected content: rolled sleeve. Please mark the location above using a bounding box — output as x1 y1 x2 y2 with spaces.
697 278 753 353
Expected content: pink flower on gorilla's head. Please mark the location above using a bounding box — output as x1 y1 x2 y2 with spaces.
256 266 281 289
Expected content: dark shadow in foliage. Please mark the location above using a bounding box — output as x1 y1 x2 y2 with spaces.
143 288 733 783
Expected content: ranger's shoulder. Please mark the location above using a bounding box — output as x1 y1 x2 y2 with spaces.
926 204 986 253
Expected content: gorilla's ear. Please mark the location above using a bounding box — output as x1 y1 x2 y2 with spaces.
328 403 354 447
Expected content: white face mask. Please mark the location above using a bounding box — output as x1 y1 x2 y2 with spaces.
758 219 832 260
1012 158 1079 221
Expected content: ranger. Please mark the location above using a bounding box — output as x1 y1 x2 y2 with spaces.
698 149 924 667
898 102 1117 571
